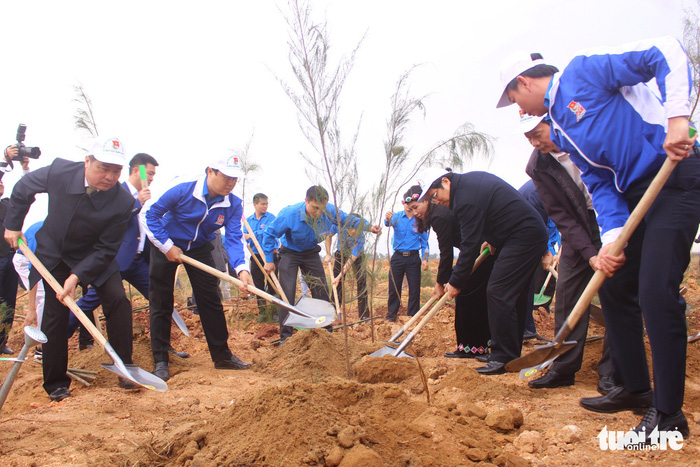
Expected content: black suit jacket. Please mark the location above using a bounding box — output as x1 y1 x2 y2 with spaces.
4 158 134 287
525 149 600 268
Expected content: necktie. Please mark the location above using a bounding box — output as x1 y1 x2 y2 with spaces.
86 187 97 195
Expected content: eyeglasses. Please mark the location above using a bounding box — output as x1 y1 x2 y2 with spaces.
213 169 237 184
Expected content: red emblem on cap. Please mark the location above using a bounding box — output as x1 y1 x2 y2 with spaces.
112 140 120 149
567 101 586 122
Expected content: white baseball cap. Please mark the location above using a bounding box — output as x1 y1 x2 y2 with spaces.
496 52 551 108
211 154 245 179
89 137 126 166
515 109 546 134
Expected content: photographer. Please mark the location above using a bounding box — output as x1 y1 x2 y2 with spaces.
0 145 32 355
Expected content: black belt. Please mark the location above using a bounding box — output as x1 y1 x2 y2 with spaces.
396 250 419 257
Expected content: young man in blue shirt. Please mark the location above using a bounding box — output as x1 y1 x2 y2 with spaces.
498 37 700 438
141 155 254 381
243 193 279 317
384 185 429 322
260 186 380 344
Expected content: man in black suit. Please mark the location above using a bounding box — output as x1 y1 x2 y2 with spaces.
521 113 613 392
4 137 136 401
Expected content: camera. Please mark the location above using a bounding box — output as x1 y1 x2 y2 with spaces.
1 124 41 173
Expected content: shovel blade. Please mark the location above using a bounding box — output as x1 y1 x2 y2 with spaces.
369 344 398 357
172 308 190 337
101 363 168 392
533 293 551 306
282 296 336 329
505 340 577 372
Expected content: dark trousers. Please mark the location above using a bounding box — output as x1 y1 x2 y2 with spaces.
250 252 278 313
487 238 547 363
598 155 700 414
551 249 611 376
333 250 368 319
149 243 231 363
69 255 150 343
0 252 19 347
41 262 133 394
454 253 495 354
277 246 330 340
387 252 421 319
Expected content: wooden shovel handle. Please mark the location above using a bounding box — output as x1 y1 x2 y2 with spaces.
242 216 289 303
18 241 107 348
325 262 342 315
407 294 451 336
246 244 281 296
558 158 678 340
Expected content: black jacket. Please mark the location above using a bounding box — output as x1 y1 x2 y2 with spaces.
525 149 600 267
4 158 134 287
427 204 460 285
448 172 546 289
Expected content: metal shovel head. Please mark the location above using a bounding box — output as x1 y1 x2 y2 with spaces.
505 340 577 372
282 296 336 329
368 344 412 358
533 293 551 306
101 363 168 392
519 355 558 380
172 308 190 337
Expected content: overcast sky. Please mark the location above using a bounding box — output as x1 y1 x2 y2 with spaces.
0 0 697 253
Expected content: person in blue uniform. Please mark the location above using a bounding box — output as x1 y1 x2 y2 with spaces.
498 37 700 439
141 155 253 381
424 171 547 375
384 186 429 322
260 186 380 344
69 153 159 350
243 193 279 317
325 218 369 319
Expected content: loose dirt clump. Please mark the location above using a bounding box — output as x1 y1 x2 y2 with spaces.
145 378 526 466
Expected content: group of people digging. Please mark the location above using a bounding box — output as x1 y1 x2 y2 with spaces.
0 35 697 446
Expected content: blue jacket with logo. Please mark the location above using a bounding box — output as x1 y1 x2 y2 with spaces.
545 36 693 244
384 210 429 259
140 175 248 274
243 211 278 255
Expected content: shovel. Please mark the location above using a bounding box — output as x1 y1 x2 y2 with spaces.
179 254 335 328
242 217 290 304
507 157 679 375
326 261 342 320
390 294 452 358
370 247 491 358
18 240 168 392
533 264 557 306
0 326 47 412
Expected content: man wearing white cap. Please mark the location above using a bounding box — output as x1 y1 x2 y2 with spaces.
4 137 137 401
141 155 253 380
498 37 700 440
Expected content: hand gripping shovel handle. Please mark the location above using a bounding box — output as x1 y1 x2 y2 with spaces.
507 158 679 372
179 254 314 320
393 294 451 356
15 240 168 391
246 244 282 297
241 217 290 304
547 264 558 280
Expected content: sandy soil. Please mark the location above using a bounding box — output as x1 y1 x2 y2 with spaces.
1 259 699 466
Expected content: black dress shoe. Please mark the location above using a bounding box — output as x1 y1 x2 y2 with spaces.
628 407 690 444
49 387 71 402
476 354 490 363
528 370 575 389
214 355 251 370
444 349 477 359
153 362 170 381
597 375 616 395
168 346 190 359
476 361 506 375
385 316 397 323
1 344 14 355
580 386 652 414
118 377 138 390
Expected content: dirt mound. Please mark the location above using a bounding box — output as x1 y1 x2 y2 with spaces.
139 379 527 466
353 354 419 384
259 328 377 381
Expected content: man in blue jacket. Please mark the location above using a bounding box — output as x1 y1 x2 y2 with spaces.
498 36 700 439
141 155 253 380
243 193 279 317
260 186 380 344
71 153 159 350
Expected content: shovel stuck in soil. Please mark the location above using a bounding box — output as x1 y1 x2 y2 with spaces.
18 240 168 392
533 265 557 306
507 158 679 376
179 254 336 328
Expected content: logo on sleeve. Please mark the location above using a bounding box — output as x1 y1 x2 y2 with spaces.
215 215 225 225
567 101 586 122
